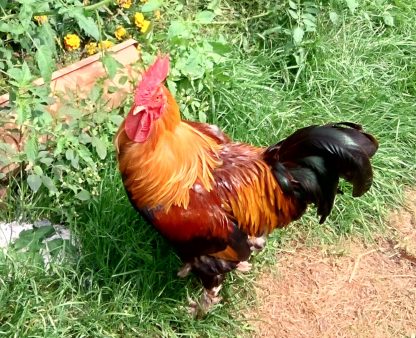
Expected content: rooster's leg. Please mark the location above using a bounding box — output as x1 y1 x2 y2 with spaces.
188 284 223 318
201 284 223 309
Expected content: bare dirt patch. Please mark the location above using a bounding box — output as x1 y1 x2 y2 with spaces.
249 190 416 337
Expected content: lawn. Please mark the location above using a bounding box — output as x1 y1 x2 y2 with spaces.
1 0 416 336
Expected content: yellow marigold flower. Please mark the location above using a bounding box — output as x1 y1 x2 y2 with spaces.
154 10 161 20
85 42 97 56
114 26 127 40
116 0 132 9
64 34 81 51
34 15 48 25
98 40 114 50
134 12 150 33
140 20 150 33
134 12 145 26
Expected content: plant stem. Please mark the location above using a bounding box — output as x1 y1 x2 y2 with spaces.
84 0 113 12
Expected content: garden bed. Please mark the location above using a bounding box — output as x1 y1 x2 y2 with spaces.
0 39 140 184
0 39 140 110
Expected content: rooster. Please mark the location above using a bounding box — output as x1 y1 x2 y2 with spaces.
115 56 378 315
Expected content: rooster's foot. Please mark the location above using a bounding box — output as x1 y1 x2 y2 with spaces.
188 285 222 318
236 260 252 272
177 263 192 278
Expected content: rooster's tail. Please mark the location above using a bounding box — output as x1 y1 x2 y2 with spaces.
264 122 379 224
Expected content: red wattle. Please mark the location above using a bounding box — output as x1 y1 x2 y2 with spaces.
125 110 153 143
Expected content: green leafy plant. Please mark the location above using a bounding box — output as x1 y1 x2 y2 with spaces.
148 6 233 122
2 68 125 219
0 0 161 88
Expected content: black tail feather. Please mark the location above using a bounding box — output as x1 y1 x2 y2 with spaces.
264 122 379 224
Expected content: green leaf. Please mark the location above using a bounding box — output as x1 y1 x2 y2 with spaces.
107 85 118 94
305 4 319 14
78 146 95 169
176 50 205 79
21 62 32 83
288 9 298 20
71 155 79 169
288 0 297 10
76 189 91 201
35 45 53 82
13 226 55 251
141 0 162 12
110 115 124 126
89 85 102 103
41 175 57 193
7 62 32 86
0 20 25 35
118 75 128 85
45 238 64 257
195 11 216 24
39 157 53 165
78 132 92 144
182 106 193 120
329 11 339 25
345 0 358 14
19 2 33 29
65 149 74 161
168 21 191 39
166 79 177 97
383 13 394 27
33 165 43 175
198 110 207 123
102 54 122 79
303 18 316 32
293 26 304 45
92 137 107 160
24 136 38 162
70 10 100 40
38 23 57 54
208 0 221 11
27 174 42 193
0 47 12 61
7 68 23 83
302 13 316 23
210 41 232 55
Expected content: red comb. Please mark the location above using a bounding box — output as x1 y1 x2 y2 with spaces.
134 55 170 105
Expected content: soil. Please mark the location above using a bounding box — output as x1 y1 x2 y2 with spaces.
249 190 416 337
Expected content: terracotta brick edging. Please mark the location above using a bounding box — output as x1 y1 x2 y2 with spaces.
0 38 141 186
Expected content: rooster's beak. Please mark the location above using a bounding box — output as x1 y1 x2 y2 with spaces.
132 105 146 115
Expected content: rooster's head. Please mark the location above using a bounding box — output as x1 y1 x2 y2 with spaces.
125 55 170 142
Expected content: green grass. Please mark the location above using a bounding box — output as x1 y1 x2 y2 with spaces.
1 1 416 336
1 167 256 336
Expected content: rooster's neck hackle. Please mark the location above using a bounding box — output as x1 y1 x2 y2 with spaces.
116 89 222 211
152 86 181 137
